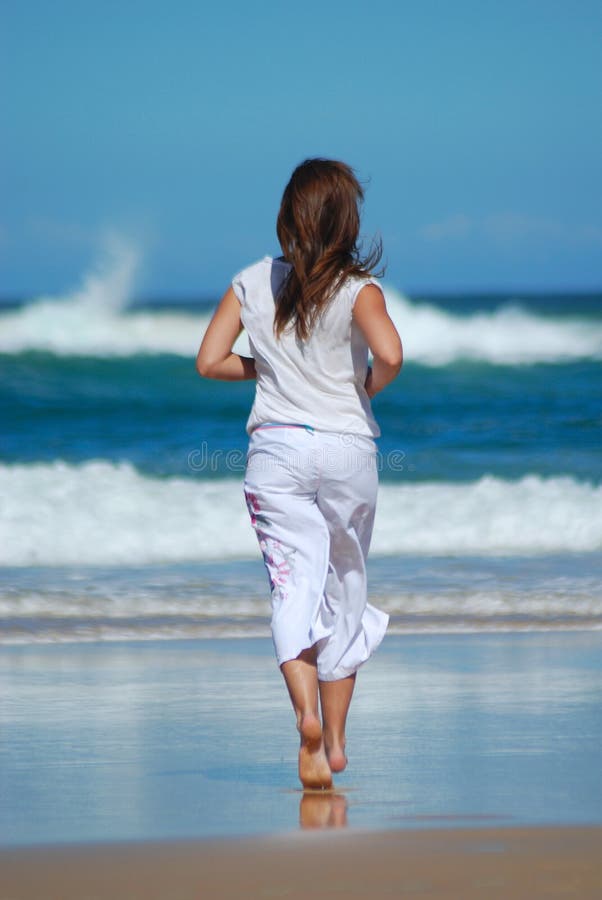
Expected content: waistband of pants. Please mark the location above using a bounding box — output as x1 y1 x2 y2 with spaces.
252 422 315 434
249 424 377 453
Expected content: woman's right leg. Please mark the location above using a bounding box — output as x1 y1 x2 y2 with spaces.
313 433 387 769
319 673 356 772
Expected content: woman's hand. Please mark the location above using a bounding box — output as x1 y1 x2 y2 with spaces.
196 287 256 381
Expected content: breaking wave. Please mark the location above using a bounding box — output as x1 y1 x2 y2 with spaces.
1 461 601 566
1 245 601 364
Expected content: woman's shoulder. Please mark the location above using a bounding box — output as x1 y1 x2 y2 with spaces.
345 269 382 287
232 256 291 305
339 271 383 307
233 255 289 282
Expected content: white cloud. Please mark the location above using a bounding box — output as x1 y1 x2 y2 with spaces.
417 212 602 248
418 214 472 241
483 213 565 242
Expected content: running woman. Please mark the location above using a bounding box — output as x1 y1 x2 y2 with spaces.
196 158 402 790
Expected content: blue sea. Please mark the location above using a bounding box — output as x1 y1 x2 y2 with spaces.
1 251 601 644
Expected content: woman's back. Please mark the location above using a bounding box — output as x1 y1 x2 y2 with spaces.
233 256 381 436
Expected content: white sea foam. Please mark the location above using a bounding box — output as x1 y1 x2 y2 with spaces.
384 287 602 365
1 461 600 566
0 244 601 363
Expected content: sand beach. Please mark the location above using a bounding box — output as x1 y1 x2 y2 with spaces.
2 825 602 899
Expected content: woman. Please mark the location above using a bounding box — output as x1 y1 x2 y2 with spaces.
197 158 402 789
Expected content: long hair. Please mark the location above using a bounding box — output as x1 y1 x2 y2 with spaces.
274 158 383 340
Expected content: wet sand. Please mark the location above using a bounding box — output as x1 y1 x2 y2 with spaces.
2 634 602 846
2 825 601 899
1 632 601 900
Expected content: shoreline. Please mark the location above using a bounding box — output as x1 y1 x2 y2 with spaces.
2 621 602 648
2 825 601 899
3 551 602 644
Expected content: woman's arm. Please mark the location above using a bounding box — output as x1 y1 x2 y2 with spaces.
196 287 256 381
352 284 403 397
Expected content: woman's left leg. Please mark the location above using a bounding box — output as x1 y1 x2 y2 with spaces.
281 646 333 790
314 433 388 769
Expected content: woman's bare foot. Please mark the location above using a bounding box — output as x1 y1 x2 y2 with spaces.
298 713 332 790
324 732 347 772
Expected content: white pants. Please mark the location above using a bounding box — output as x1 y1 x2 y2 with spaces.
244 425 389 681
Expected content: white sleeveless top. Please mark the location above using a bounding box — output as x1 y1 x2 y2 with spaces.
232 256 381 437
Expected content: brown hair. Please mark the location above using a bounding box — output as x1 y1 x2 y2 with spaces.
274 158 382 340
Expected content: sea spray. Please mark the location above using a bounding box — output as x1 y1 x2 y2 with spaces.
0 234 141 355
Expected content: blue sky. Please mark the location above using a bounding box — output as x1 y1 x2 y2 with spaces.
3 0 602 297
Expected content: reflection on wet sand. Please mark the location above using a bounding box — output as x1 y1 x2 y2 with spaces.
300 791 348 829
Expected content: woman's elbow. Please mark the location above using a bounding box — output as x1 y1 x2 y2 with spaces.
196 354 214 378
396 342 404 371
380 339 403 371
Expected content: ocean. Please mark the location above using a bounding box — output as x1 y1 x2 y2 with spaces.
1 253 601 645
